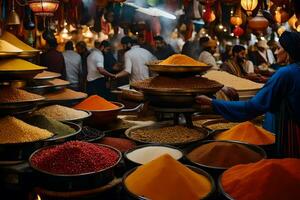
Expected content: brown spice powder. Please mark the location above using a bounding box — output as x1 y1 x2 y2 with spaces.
44 88 87 100
0 86 44 103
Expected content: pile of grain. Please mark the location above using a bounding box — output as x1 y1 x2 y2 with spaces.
0 59 45 71
0 39 22 53
1 31 39 52
159 54 207 66
44 88 87 100
34 71 60 79
0 116 53 144
34 105 89 121
203 71 263 91
0 86 44 103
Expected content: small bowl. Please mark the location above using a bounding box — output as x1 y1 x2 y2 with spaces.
218 174 235 200
122 165 216 200
185 140 266 180
85 102 125 127
29 144 122 191
60 110 92 127
75 126 105 142
124 144 184 170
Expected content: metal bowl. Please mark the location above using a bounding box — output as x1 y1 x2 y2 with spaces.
185 140 267 180
122 165 216 200
33 71 61 81
125 122 209 147
29 144 122 191
26 79 70 94
60 110 92 126
85 102 125 128
0 68 46 80
218 174 235 200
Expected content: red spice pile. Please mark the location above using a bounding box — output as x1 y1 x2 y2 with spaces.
31 141 119 174
99 137 136 153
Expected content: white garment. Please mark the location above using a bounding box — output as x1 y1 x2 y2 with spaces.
87 49 104 82
199 51 218 70
258 49 275 65
124 45 156 83
62 50 82 84
243 60 255 74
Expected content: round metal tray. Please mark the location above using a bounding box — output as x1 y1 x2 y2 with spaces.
125 122 209 146
147 60 212 75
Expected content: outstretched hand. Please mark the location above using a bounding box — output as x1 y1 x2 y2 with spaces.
195 95 212 106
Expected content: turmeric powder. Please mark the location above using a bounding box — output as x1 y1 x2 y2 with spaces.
74 95 119 111
159 54 208 66
0 59 46 71
214 121 275 145
125 154 212 200
221 159 300 200
0 39 22 53
1 31 39 52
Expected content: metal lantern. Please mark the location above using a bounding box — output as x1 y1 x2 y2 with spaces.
233 26 244 37
248 10 269 32
241 0 258 16
230 16 243 26
28 0 59 16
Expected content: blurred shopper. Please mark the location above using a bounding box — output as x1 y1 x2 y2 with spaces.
116 36 156 83
76 41 90 91
40 38 66 79
63 41 82 91
198 37 218 70
153 35 175 60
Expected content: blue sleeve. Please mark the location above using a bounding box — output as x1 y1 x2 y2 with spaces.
212 67 291 122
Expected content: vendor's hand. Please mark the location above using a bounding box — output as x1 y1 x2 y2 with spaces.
195 95 212 106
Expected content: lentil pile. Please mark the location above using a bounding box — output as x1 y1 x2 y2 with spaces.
159 54 207 66
221 159 300 200
76 126 104 141
187 141 263 168
30 141 120 174
203 70 263 91
215 121 275 145
125 154 212 200
130 125 205 144
25 115 75 137
0 116 53 144
34 71 60 80
0 86 44 103
0 58 45 71
34 105 89 121
131 76 222 91
99 137 136 153
74 95 119 110
126 146 182 164
44 88 87 100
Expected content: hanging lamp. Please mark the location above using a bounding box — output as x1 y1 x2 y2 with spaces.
241 0 258 16
28 0 59 16
7 0 20 25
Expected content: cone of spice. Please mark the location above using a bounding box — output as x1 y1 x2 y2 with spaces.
187 141 264 168
74 95 119 111
0 59 45 71
44 88 87 101
125 154 212 200
99 137 136 153
0 116 53 144
221 159 300 200
25 115 75 137
0 86 44 103
214 121 275 145
30 141 120 175
159 54 207 66
34 105 89 121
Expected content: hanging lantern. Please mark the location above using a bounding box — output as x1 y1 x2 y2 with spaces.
203 6 216 23
288 14 298 30
273 6 290 24
28 0 59 16
241 0 258 16
230 16 243 26
248 10 269 32
233 26 244 37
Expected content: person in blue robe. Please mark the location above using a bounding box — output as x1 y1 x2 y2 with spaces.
196 31 300 158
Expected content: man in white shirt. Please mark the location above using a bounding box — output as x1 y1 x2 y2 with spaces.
86 41 116 98
198 37 218 70
63 41 82 91
115 36 156 83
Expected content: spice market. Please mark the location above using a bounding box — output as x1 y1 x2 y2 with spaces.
0 0 300 199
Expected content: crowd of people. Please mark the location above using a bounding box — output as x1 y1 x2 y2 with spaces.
39 31 285 101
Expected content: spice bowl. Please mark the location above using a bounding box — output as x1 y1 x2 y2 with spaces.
61 110 92 127
85 102 125 127
218 174 235 200
185 140 267 181
124 144 184 170
29 144 122 191
122 165 216 200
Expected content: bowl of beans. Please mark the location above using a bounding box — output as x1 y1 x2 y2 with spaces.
125 122 209 147
29 141 122 191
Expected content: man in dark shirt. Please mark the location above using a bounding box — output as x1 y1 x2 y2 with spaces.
76 41 90 92
153 35 175 60
40 38 66 79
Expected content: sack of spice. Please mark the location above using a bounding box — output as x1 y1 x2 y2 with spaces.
221 158 300 200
